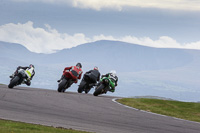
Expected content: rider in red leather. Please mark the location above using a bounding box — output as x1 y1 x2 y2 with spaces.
57 63 83 83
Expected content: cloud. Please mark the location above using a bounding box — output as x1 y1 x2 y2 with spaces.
0 21 90 53
11 0 200 11
0 21 200 53
120 36 182 48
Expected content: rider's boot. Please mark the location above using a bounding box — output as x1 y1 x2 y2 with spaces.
57 75 64 82
9 74 15 78
25 80 31 86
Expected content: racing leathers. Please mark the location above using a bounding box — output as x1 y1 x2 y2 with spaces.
84 69 100 86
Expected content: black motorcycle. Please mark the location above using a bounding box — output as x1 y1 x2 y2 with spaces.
78 73 96 94
8 69 30 88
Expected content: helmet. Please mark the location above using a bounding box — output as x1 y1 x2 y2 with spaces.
76 63 82 68
94 66 98 70
110 70 116 76
29 64 34 69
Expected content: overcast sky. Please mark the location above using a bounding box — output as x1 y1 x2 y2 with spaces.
0 0 200 53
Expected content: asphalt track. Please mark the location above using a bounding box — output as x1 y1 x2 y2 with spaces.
0 84 200 133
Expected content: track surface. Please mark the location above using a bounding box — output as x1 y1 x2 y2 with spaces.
0 85 200 133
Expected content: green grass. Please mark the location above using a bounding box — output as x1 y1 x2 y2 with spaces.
0 119 90 133
117 98 200 122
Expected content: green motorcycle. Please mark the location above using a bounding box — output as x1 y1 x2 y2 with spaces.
93 76 115 96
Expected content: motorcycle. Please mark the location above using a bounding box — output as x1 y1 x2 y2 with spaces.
8 69 31 88
78 73 96 94
93 76 115 96
57 70 74 92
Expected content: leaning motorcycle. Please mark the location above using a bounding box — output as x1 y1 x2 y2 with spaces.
78 73 96 94
93 76 115 96
8 69 31 88
57 70 74 92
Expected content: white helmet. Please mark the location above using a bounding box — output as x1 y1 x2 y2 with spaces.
94 66 98 70
110 70 116 76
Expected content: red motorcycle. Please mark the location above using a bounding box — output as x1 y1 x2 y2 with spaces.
57 70 74 92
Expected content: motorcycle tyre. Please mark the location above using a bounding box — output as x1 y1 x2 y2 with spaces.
78 81 86 93
57 78 67 92
8 76 20 88
85 87 91 94
93 84 104 96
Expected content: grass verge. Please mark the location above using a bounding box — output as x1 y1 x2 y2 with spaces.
117 98 200 122
0 119 90 133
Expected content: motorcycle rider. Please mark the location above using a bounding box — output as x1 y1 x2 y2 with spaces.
9 64 35 86
101 70 118 92
84 66 101 86
78 66 100 93
57 63 83 87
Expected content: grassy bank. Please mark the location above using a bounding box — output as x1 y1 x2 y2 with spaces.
0 119 89 133
117 98 200 122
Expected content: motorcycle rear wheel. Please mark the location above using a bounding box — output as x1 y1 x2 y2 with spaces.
57 79 67 92
78 81 86 93
85 87 91 94
93 84 104 96
8 76 20 88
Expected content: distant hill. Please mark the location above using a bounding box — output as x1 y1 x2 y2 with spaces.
0 40 200 102
44 40 193 72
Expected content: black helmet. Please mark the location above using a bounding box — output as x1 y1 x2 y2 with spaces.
76 63 82 68
29 64 34 68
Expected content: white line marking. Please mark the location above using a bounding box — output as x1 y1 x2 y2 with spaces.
112 98 200 124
